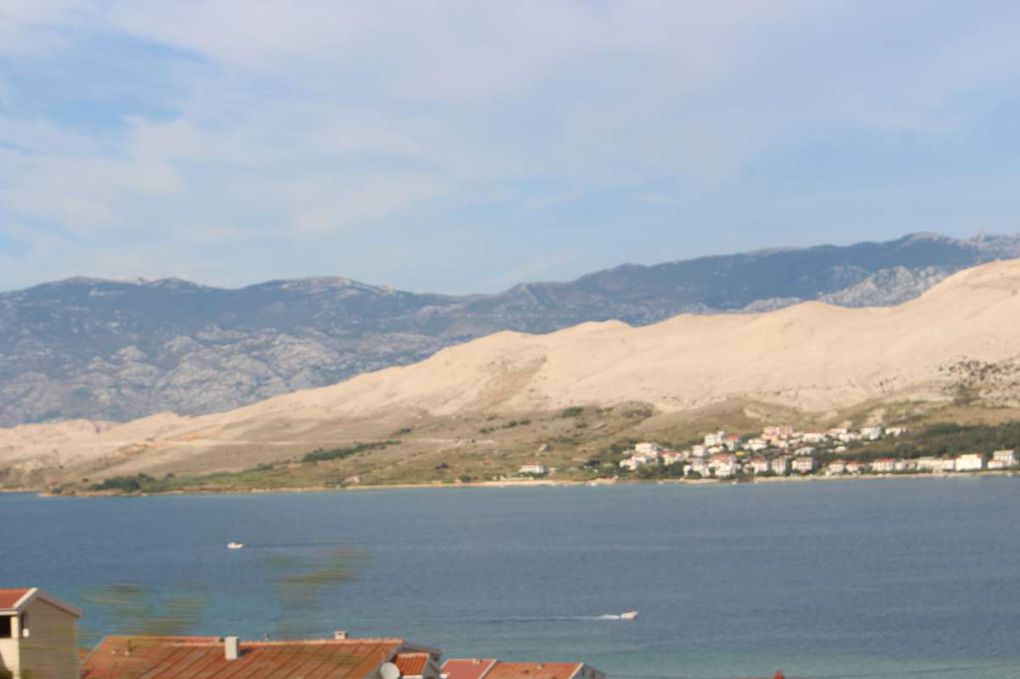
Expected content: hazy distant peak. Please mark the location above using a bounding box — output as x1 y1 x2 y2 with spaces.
896 232 951 244
252 276 390 294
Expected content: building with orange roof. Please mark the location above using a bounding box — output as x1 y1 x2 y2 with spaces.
444 659 604 679
443 658 499 679
4 583 606 679
396 651 442 679
1 587 82 679
80 635 441 679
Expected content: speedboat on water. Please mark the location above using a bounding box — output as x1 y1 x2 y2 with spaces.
597 611 639 621
227 542 244 550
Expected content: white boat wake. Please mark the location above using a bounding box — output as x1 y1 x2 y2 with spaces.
596 611 638 621
475 611 638 625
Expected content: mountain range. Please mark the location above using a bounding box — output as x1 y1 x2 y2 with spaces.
2 232 1019 427
5 256 1020 490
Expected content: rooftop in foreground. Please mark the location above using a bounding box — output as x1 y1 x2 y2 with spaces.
80 636 425 679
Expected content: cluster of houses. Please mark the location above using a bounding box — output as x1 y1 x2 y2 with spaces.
617 426 1019 479
1 587 606 679
856 449 1017 475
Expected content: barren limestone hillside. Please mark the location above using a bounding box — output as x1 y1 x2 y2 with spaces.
5 258 1020 489
3 232 1019 426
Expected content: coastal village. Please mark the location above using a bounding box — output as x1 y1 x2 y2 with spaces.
607 425 1019 480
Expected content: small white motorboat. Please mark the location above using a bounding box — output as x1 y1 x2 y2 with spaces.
597 611 639 621
227 542 245 550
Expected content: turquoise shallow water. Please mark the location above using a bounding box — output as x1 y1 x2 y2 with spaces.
2 478 1020 678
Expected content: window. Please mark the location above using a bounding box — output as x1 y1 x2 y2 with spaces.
0 615 12 639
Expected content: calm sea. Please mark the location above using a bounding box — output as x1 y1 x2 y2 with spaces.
2 479 1020 678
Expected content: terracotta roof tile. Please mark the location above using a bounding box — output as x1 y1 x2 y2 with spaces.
0 588 32 610
396 652 431 676
485 663 583 679
81 636 405 679
443 658 499 679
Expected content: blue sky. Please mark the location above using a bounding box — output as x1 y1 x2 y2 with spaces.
3 1 1020 293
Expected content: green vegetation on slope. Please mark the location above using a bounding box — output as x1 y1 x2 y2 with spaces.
55 399 1020 496
302 440 399 463
838 421 1020 461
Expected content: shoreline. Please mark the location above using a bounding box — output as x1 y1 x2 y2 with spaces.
19 468 1019 498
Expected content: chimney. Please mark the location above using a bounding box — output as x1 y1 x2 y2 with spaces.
334 630 349 640
225 636 240 660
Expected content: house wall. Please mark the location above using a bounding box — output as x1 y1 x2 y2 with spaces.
15 599 79 679
0 615 22 677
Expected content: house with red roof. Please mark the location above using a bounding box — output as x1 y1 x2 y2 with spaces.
396 650 443 679
0 587 82 679
80 635 442 679
3 583 606 679
443 659 605 679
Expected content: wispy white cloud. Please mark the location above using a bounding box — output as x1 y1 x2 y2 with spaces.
3 1 1020 292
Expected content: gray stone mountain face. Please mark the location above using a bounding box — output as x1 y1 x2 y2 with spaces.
2 232 1019 426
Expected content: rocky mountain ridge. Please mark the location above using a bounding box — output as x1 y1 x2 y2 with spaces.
7 257 1020 488
2 232 1019 426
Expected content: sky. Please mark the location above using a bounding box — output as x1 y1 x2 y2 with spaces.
3 1 1020 294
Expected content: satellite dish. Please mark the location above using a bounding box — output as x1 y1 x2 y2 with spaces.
379 662 401 679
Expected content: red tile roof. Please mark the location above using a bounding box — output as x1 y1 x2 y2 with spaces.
0 587 82 617
443 659 499 679
485 663 583 679
81 636 406 679
0 588 32 610
396 652 431 676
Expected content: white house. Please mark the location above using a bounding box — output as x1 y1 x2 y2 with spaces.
894 459 915 472
993 450 1017 466
748 457 771 474
709 453 738 478
871 458 896 473
745 438 769 452
634 442 661 455
860 426 884 440
661 451 685 466
826 459 847 475
723 435 742 451
792 456 815 474
954 453 984 472
916 457 954 473
688 459 711 477
713 462 737 479
845 461 867 474
770 456 790 475
703 431 726 447
518 463 548 476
